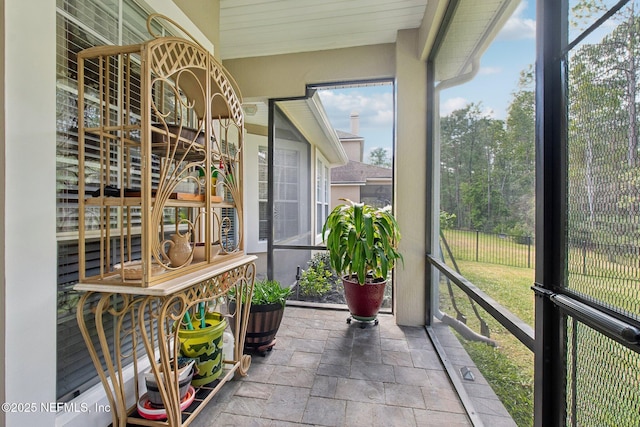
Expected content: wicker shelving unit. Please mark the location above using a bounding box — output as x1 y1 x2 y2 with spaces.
73 16 254 427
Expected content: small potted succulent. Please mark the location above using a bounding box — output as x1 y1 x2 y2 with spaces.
322 199 403 326
228 279 292 355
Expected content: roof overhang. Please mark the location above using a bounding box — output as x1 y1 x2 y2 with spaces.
276 92 348 167
241 92 348 167
423 0 521 84
332 182 366 187
366 177 392 184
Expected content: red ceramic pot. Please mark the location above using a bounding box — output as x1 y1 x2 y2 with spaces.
342 275 387 321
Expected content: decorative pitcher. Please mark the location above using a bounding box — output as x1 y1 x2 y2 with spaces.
163 231 192 267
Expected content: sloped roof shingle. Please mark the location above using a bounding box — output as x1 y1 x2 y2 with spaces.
331 160 392 184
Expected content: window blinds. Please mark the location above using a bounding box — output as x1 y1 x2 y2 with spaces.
56 0 163 401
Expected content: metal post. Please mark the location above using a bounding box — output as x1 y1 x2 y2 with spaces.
534 0 569 425
582 240 587 276
426 58 435 325
267 99 275 280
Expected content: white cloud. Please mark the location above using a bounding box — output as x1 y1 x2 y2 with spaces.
440 97 469 116
497 1 535 41
440 97 501 119
318 88 394 132
479 66 502 75
482 106 498 119
372 109 394 126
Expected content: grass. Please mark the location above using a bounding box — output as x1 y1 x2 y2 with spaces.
443 229 535 269
460 339 533 427
441 231 640 427
440 238 535 426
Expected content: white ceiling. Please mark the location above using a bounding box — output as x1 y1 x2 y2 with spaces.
219 0 429 60
219 0 520 131
216 0 520 164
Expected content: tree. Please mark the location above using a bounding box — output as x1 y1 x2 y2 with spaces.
439 71 535 236
570 1 640 243
368 147 391 167
495 67 535 236
440 103 509 231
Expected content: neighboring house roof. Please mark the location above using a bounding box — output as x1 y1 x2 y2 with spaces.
331 160 392 185
335 130 363 140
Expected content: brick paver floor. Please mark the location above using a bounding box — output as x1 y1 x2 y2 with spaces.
189 306 473 427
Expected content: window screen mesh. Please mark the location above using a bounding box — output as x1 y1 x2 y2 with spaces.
566 319 640 427
269 106 312 246
565 1 640 425
567 0 640 319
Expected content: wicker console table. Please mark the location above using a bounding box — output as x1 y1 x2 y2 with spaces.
74 254 256 427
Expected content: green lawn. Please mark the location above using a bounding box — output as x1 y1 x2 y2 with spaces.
442 229 535 268
440 233 640 427
439 239 535 426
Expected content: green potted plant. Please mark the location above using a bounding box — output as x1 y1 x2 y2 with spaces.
322 199 403 326
296 252 342 302
228 279 292 355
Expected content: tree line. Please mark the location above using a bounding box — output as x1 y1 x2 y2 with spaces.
568 0 640 251
441 0 640 251
440 68 535 239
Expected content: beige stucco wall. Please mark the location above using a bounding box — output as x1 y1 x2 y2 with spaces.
224 43 396 100
174 0 220 60
394 29 427 326
331 185 361 210
0 0 6 420
342 139 364 162
3 1 57 425
224 36 428 326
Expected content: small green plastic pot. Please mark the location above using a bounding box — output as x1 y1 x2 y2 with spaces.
178 312 226 387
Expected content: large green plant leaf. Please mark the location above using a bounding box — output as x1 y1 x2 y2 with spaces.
322 198 403 285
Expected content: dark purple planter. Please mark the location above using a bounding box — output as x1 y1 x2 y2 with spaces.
342 275 387 321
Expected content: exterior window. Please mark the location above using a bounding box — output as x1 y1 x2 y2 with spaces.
316 159 329 235
258 145 268 241
55 0 171 402
325 165 329 224
361 183 392 208
274 148 301 240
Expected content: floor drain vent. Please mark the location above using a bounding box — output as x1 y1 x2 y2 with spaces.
460 366 475 381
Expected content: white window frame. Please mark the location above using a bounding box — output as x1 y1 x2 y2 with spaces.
315 151 331 244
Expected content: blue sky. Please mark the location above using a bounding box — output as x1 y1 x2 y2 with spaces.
317 83 394 161
318 1 536 161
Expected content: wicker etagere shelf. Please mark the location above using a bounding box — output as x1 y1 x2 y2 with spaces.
76 14 245 288
73 15 254 427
